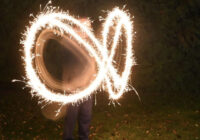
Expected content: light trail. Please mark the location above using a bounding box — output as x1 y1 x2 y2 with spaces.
21 7 137 105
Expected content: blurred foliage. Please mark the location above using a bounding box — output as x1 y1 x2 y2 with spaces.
0 0 200 93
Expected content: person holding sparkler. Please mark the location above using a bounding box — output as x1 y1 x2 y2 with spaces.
63 18 93 140
21 7 135 139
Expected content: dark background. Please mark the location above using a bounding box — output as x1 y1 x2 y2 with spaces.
0 0 200 93
0 0 200 139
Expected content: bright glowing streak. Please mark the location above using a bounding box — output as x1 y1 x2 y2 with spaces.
103 9 136 100
21 7 136 104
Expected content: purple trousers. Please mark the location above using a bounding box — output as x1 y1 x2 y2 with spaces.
63 97 93 140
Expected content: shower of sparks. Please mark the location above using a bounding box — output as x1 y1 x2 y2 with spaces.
20 5 138 105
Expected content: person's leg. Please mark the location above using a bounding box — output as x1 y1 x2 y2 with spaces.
63 104 79 140
78 97 93 140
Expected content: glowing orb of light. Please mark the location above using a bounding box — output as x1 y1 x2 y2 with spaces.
21 7 136 105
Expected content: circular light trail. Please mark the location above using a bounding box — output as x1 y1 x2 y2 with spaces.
21 7 136 105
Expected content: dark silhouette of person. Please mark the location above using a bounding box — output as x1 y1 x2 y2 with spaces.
63 18 94 140
63 97 93 140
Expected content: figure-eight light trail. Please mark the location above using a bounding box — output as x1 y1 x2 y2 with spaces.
21 6 137 105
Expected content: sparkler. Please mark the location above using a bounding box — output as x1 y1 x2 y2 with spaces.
20 6 137 105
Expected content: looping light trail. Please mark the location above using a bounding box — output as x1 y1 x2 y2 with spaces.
21 7 137 104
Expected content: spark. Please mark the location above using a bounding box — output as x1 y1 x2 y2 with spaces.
21 6 137 105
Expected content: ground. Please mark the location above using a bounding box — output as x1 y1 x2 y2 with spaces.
0 87 199 140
